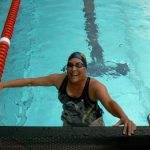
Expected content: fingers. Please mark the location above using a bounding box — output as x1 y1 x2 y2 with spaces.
0 87 3 92
114 119 136 136
128 121 132 136
131 121 136 134
123 121 128 135
123 120 136 136
0 83 4 92
114 120 122 126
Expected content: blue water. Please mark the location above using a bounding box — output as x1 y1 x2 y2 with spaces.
0 0 150 126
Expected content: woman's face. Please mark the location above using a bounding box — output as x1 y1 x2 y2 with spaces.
67 58 87 83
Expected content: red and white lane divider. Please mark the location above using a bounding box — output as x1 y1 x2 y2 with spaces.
0 0 21 81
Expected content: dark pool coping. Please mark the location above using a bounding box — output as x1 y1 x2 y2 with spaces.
0 126 150 149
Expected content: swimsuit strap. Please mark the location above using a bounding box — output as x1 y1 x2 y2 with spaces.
59 75 68 93
81 77 96 105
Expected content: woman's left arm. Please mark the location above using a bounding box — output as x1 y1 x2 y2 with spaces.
93 80 136 136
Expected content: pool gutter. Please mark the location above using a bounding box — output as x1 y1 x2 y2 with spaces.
0 126 149 149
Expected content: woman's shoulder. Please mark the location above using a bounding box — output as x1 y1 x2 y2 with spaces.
89 77 106 90
89 77 107 101
50 73 67 89
89 77 102 85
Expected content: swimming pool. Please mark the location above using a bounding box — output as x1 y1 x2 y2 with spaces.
0 0 149 126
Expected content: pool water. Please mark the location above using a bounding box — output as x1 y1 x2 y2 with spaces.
0 0 150 126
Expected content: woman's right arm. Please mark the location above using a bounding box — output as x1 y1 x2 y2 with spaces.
0 73 65 91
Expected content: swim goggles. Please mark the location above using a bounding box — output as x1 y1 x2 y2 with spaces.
67 62 85 68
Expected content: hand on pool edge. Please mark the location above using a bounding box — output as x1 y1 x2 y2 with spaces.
114 118 136 136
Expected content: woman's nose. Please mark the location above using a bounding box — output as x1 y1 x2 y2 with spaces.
72 66 77 70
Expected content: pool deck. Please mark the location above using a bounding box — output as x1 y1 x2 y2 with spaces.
0 126 149 149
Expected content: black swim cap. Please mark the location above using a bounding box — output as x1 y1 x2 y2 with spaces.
68 52 87 68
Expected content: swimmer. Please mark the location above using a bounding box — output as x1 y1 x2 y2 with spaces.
0 52 136 136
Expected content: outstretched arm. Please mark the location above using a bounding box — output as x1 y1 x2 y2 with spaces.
0 73 65 91
93 79 136 136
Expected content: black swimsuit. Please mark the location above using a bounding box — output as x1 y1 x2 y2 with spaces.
58 76 103 126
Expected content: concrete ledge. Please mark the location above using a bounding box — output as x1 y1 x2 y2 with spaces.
0 126 150 150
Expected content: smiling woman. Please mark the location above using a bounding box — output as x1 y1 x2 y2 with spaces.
66 52 87 84
0 52 136 136
0 0 150 128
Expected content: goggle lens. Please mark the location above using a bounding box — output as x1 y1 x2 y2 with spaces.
67 62 85 68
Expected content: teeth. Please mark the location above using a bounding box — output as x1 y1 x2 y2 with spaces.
72 73 78 76
71 72 79 76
